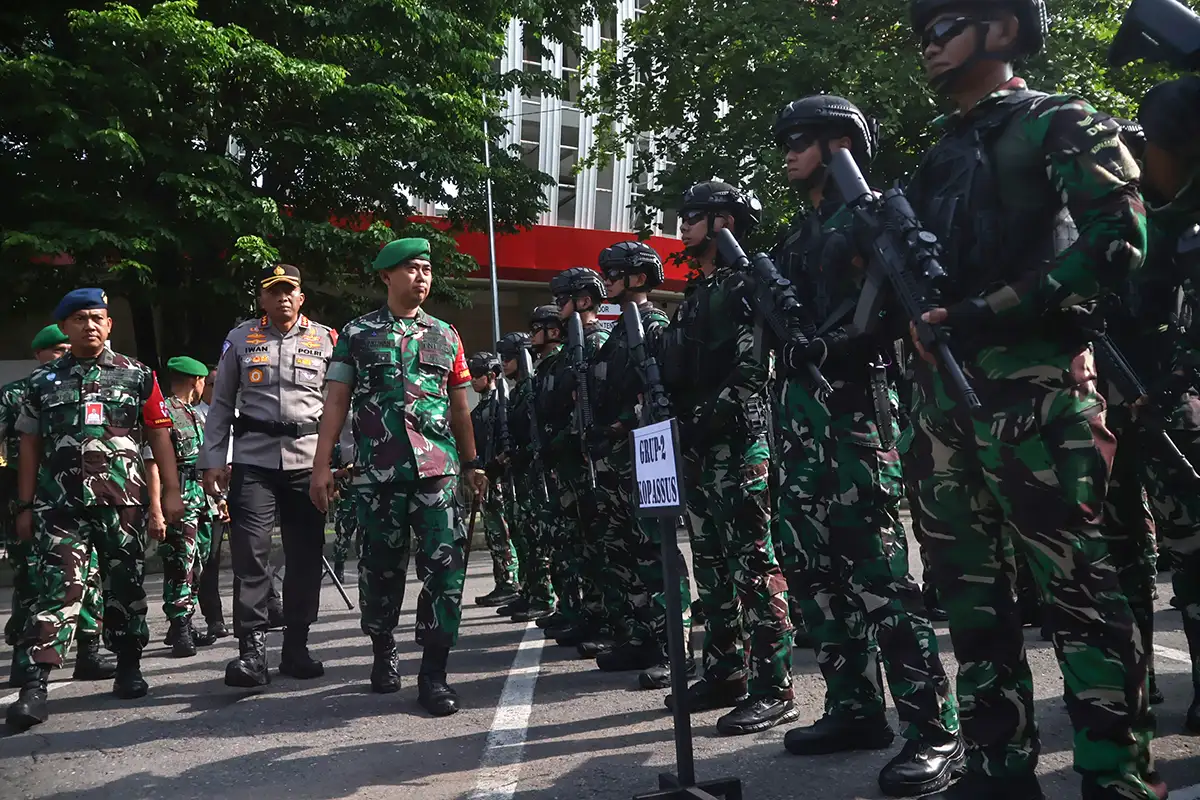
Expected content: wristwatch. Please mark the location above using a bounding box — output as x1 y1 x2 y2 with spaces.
11 499 33 514
463 457 484 471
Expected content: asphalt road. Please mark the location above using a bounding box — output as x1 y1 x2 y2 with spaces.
2 522 1199 800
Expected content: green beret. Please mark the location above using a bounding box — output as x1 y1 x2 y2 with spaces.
166 356 210 377
372 237 431 272
30 324 69 352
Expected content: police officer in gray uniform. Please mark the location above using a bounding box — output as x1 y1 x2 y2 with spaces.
201 263 337 688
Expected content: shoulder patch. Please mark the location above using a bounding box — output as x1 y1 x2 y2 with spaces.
221 339 232 358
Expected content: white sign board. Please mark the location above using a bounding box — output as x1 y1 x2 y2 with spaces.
596 303 622 332
631 418 685 516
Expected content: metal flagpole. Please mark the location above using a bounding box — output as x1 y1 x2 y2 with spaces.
481 92 502 345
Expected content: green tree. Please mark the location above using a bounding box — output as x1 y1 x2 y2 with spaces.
582 0 1169 249
1 0 607 364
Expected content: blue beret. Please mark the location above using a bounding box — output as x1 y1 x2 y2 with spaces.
372 238 431 272
54 288 109 322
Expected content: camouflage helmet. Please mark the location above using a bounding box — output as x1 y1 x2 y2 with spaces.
680 181 762 237
549 267 607 302
598 241 665 289
467 351 502 376
496 331 530 361
910 0 1049 56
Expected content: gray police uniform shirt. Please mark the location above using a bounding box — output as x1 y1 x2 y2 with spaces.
199 313 336 471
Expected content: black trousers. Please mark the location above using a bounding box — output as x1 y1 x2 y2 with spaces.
198 519 280 627
228 464 324 636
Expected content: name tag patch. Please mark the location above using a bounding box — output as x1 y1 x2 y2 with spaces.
243 345 269 354
85 402 104 425
297 347 323 357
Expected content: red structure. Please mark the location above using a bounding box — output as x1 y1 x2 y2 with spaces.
418 217 691 292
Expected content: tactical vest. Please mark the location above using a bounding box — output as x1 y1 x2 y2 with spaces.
593 302 663 425
166 397 203 467
906 90 1076 303
662 275 740 393
773 202 855 324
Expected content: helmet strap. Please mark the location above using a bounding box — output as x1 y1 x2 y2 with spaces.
929 19 1005 94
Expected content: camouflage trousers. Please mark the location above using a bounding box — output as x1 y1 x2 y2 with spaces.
482 482 520 592
1143 428 1200 688
354 477 466 647
512 468 554 608
777 383 958 742
684 433 793 701
332 492 361 565
24 506 150 666
159 505 202 621
570 454 633 636
609 437 692 650
911 363 1156 796
544 468 584 623
6 540 104 645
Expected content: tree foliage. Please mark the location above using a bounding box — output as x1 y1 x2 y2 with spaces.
1 0 608 363
581 0 1170 249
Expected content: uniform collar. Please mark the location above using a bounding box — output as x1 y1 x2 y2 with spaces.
381 305 431 327
259 314 309 337
65 346 115 368
933 76 1027 130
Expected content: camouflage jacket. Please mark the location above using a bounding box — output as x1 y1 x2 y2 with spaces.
327 306 470 484
164 395 207 513
15 348 172 510
0 377 28 472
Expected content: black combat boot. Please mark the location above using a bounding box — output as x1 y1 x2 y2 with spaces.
8 651 37 689
169 618 197 658
922 585 949 622
497 597 529 617
475 586 520 607
511 601 554 622
266 600 286 630
192 618 218 647
279 627 324 679
596 641 660 672
417 645 459 716
877 736 966 797
783 712 895 755
716 696 800 735
638 654 697 690
664 676 748 713
332 558 346 586
536 611 566 630
112 645 149 699
369 633 401 694
225 631 270 688
207 619 230 640
72 632 117 681
921 772 1044 800
6 664 51 731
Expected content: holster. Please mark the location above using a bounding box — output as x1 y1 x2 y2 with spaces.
869 363 896 451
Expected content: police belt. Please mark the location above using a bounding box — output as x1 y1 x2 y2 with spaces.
232 415 320 439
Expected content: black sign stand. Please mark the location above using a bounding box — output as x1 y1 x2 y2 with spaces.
630 418 742 800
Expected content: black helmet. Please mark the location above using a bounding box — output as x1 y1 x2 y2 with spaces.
1140 75 1200 154
680 181 762 237
598 241 665 289
529 304 562 328
773 95 879 165
549 267 607 302
910 0 1049 56
496 332 530 360
467 351 501 376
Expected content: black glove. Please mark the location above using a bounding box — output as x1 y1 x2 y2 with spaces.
783 337 828 372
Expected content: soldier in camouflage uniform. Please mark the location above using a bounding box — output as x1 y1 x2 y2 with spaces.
543 269 617 654
1 325 115 689
7 288 184 732
330 440 359 584
903 2 1159 797
155 356 220 658
769 95 964 797
468 351 521 607
590 242 694 688
496 331 556 620
1117 75 1200 732
312 238 484 717
660 181 797 736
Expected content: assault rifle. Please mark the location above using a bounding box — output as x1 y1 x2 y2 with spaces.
624 302 673 426
565 312 598 489
713 228 834 398
1093 332 1200 485
489 363 519 508
516 347 550 502
827 148 982 410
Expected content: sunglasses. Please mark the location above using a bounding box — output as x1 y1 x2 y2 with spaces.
469 369 488 379
531 322 556 333
921 17 975 50
678 209 707 225
554 295 573 308
602 267 625 281
780 130 818 154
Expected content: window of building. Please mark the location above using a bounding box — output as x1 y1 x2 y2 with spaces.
522 29 542 74
561 46 581 106
600 11 618 41
520 100 540 172
558 109 581 227
629 137 652 230
595 155 615 231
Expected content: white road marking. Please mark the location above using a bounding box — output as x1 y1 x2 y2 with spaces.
1169 785 1200 800
468 620 547 800
1154 643 1194 664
